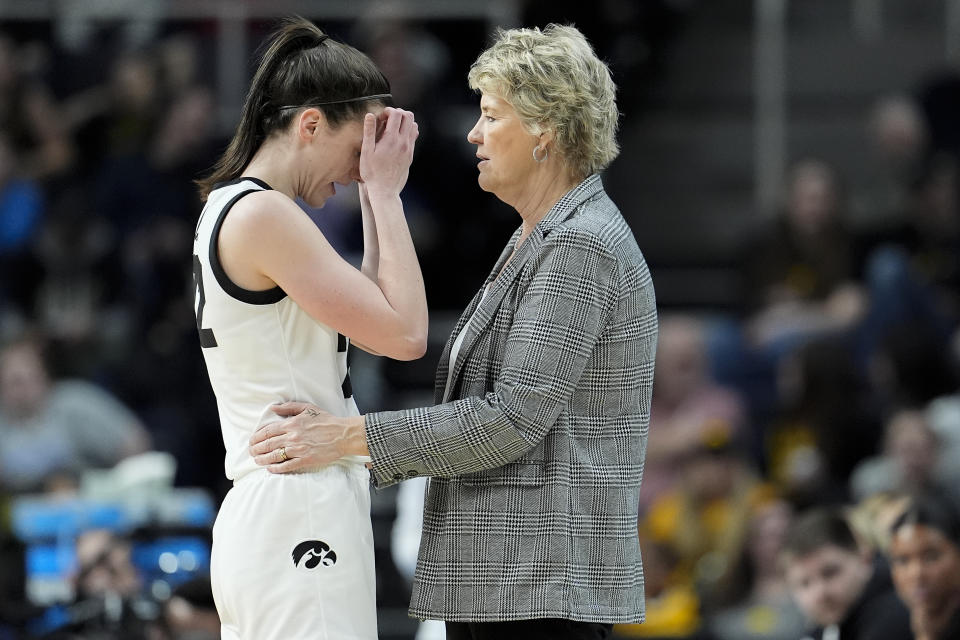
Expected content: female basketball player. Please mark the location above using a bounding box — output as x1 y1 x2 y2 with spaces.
192 17 426 639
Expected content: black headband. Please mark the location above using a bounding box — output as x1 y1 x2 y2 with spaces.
273 93 393 112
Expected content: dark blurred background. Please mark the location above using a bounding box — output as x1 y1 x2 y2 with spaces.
0 0 958 638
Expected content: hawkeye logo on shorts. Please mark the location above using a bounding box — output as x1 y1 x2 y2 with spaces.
292 540 337 569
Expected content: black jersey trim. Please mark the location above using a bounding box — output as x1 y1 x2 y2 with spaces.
208 188 287 305
211 176 274 192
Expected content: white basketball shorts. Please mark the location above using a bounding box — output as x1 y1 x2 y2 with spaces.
210 463 377 639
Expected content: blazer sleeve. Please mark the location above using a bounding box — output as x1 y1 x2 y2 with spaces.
365 226 619 487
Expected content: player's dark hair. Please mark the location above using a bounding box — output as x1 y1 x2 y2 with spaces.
782 507 860 560
196 16 392 201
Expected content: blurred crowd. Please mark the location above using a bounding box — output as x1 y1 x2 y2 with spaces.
617 55 960 640
0 1 958 639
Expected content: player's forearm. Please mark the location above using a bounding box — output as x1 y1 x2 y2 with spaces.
359 187 380 282
366 191 428 359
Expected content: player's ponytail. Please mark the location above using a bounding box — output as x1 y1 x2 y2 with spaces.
196 16 391 201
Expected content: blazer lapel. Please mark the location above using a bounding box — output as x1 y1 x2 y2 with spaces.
438 174 606 403
434 229 520 402
442 228 543 402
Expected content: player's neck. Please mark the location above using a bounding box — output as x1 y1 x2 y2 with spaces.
243 141 298 201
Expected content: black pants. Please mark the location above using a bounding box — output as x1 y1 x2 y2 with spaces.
445 619 614 640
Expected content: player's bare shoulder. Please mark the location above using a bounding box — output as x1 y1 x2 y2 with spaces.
217 189 321 290
219 189 318 250
227 189 303 230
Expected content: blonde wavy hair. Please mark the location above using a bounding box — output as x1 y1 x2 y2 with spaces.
467 24 620 180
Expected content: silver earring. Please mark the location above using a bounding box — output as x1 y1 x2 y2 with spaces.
533 145 548 163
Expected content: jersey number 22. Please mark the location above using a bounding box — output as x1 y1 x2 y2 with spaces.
193 254 218 348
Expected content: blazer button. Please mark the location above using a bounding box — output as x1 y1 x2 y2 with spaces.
393 473 404 481
406 470 419 477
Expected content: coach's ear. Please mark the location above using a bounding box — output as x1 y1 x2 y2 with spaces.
536 127 555 148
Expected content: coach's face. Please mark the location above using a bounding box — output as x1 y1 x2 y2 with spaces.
467 93 540 206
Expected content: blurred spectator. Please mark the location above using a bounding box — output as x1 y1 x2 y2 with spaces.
150 33 220 214
707 498 806 640
764 337 881 509
65 45 191 256
853 157 960 366
847 491 911 555
0 332 151 493
614 538 706 639
101 51 162 161
641 314 747 509
158 576 219 640
781 507 912 640
48 528 159 638
926 386 960 451
854 94 928 228
88 49 168 248
155 34 205 100
889 493 960 640
898 155 959 319
741 159 866 354
867 320 959 416
74 529 141 600
850 408 960 506
642 423 775 614
870 95 928 172
29 183 124 375
0 127 45 316
0 32 73 182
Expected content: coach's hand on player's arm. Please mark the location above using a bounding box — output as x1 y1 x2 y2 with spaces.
249 402 369 473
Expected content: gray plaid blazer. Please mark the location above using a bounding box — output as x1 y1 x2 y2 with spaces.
366 174 657 623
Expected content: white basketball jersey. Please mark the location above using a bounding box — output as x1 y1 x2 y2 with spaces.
193 177 362 482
